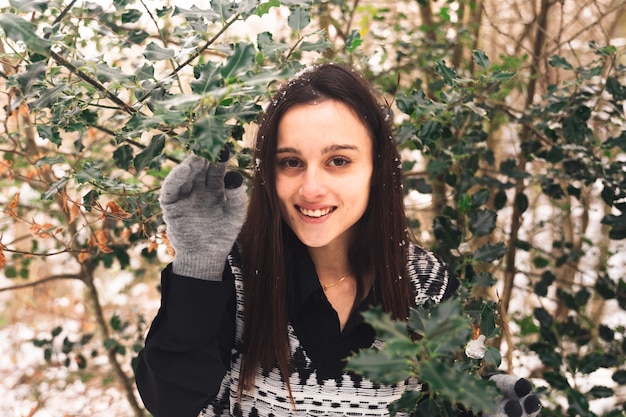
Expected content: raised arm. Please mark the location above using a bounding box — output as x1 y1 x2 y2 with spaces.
135 152 246 417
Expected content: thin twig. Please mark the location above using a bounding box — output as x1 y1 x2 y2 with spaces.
0 274 82 292
50 50 138 115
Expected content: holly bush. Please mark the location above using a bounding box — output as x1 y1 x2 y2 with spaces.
1 0 625 416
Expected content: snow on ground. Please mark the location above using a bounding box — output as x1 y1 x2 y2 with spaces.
0 262 161 416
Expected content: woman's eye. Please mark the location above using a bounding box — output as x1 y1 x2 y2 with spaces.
279 158 301 168
329 157 349 167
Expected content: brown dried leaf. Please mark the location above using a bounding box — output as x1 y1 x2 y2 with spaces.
106 201 132 219
5 193 20 219
147 240 159 253
93 229 113 253
69 202 80 224
78 251 89 263
29 222 54 238
161 231 175 257
0 246 7 268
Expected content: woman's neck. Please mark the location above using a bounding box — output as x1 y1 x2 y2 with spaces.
308 243 352 280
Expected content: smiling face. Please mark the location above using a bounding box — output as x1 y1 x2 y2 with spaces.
274 99 374 251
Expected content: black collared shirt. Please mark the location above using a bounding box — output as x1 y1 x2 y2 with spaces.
288 245 377 381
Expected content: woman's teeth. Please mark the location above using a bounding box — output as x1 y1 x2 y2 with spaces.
299 207 333 218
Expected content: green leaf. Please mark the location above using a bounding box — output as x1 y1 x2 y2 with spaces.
110 314 122 331
567 389 591 417
121 8 142 23
603 130 626 151
361 308 416 354
9 0 48 12
220 43 256 83
83 190 100 212
189 116 231 158
51 326 62 337
473 242 507 263
548 55 573 70
172 6 221 22
212 0 237 20
609 223 626 240
471 189 490 207
113 144 134 171
121 113 163 138
133 134 165 172
531 342 562 368
606 76 626 101
346 29 363 53
587 385 614 399
143 42 175 61
35 155 64 167
0 13 51 56
535 271 556 296
4 265 17 278
483 346 501 366
479 303 497 338
493 190 507 210
388 389 423 416
191 61 222 94
14 61 46 95
76 162 104 184
613 369 626 384
418 121 442 142
288 6 310 31
346 348 412 385
299 37 332 52
414 397 441 417
578 352 604 374
595 274 615 299
543 371 570 390
95 63 134 83
533 256 550 268
104 338 119 351
256 0 280 16
257 31 289 55
469 209 496 237
415 300 471 357
473 50 490 69
514 192 528 213
418 361 497 415
433 216 461 249
42 177 69 200
489 70 516 81
435 60 459 86
216 102 262 124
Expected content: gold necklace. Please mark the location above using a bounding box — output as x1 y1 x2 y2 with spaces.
320 275 348 291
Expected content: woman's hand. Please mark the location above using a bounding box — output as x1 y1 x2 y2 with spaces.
488 374 542 417
159 151 246 280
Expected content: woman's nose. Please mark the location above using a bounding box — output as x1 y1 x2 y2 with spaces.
299 168 327 199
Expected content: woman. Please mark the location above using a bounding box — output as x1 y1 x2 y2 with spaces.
135 63 537 417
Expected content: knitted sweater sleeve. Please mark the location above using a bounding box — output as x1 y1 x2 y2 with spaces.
135 259 237 417
408 243 460 305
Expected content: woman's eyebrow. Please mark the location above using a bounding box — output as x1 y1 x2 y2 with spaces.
321 144 358 153
275 144 359 155
276 147 299 154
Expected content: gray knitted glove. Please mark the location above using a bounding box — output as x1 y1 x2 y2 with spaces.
488 374 542 417
159 152 246 280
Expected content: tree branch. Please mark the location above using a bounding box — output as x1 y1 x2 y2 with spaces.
0 274 82 292
49 50 138 115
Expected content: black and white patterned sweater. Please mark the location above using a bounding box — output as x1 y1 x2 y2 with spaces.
201 242 458 417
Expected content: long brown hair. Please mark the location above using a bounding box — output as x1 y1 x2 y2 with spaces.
237 62 413 397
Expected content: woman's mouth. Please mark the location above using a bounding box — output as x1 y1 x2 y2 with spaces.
298 206 336 218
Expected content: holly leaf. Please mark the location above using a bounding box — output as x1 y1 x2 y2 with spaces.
0 13 51 56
